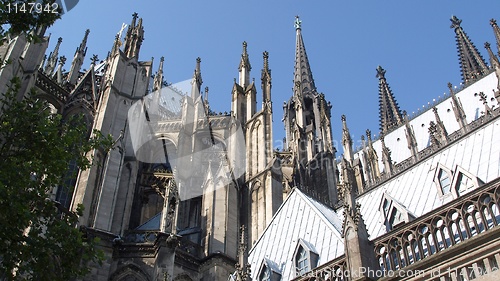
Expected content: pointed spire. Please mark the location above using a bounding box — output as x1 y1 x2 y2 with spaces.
191 57 202 99
339 159 377 280
204 86 210 110
490 19 500 56
377 66 403 134
238 41 251 88
432 107 448 145
448 82 468 133
44 37 62 76
261 51 272 111
450 15 488 84
380 133 394 176
111 34 121 55
403 111 419 161
365 129 381 182
123 13 144 58
54 56 66 84
341 115 354 163
293 16 316 97
485 42 500 70
67 29 90 85
235 225 250 281
153 56 164 92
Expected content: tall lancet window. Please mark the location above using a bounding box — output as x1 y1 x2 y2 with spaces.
433 163 453 197
293 239 319 276
296 246 309 275
259 265 271 281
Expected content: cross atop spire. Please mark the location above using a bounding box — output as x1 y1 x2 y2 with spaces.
293 16 316 97
294 15 302 30
450 15 488 84
377 66 403 134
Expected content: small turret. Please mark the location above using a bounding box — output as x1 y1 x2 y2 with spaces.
238 41 251 89
123 13 144 59
403 111 419 161
191 57 202 99
67 29 89 85
341 115 354 164
448 82 468 133
490 19 500 57
153 56 164 92
44 37 62 76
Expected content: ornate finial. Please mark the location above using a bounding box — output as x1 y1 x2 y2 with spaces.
132 12 139 21
447 82 454 92
341 114 346 122
402 110 408 117
263 51 269 69
491 18 497 27
84 29 90 36
376 65 386 79
59 56 66 66
479 92 488 103
450 15 462 29
57 37 62 43
196 57 201 64
366 129 372 139
160 56 164 63
485 42 491 49
91 54 99 65
242 41 247 53
294 15 302 30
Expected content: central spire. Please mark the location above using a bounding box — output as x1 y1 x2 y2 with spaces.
293 16 316 97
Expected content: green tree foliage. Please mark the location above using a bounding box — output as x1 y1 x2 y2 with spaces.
0 78 113 280
0 0 61 40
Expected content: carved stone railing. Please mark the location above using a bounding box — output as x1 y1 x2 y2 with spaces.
122 230 159 244
177 237 203 259
373 177 500 275
292 255 347 281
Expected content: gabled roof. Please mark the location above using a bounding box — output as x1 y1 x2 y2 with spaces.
248 188 344 281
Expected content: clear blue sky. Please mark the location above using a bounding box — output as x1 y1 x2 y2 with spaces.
47 0 500 154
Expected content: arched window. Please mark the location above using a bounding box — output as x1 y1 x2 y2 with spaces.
438 169 451 194
292 239 319 277
296 246 309 275
380 193 415 231
259 265 271 281
257 259 281 281
433 164 453 196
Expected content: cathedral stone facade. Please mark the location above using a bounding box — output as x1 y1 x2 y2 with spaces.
1 12 500 281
